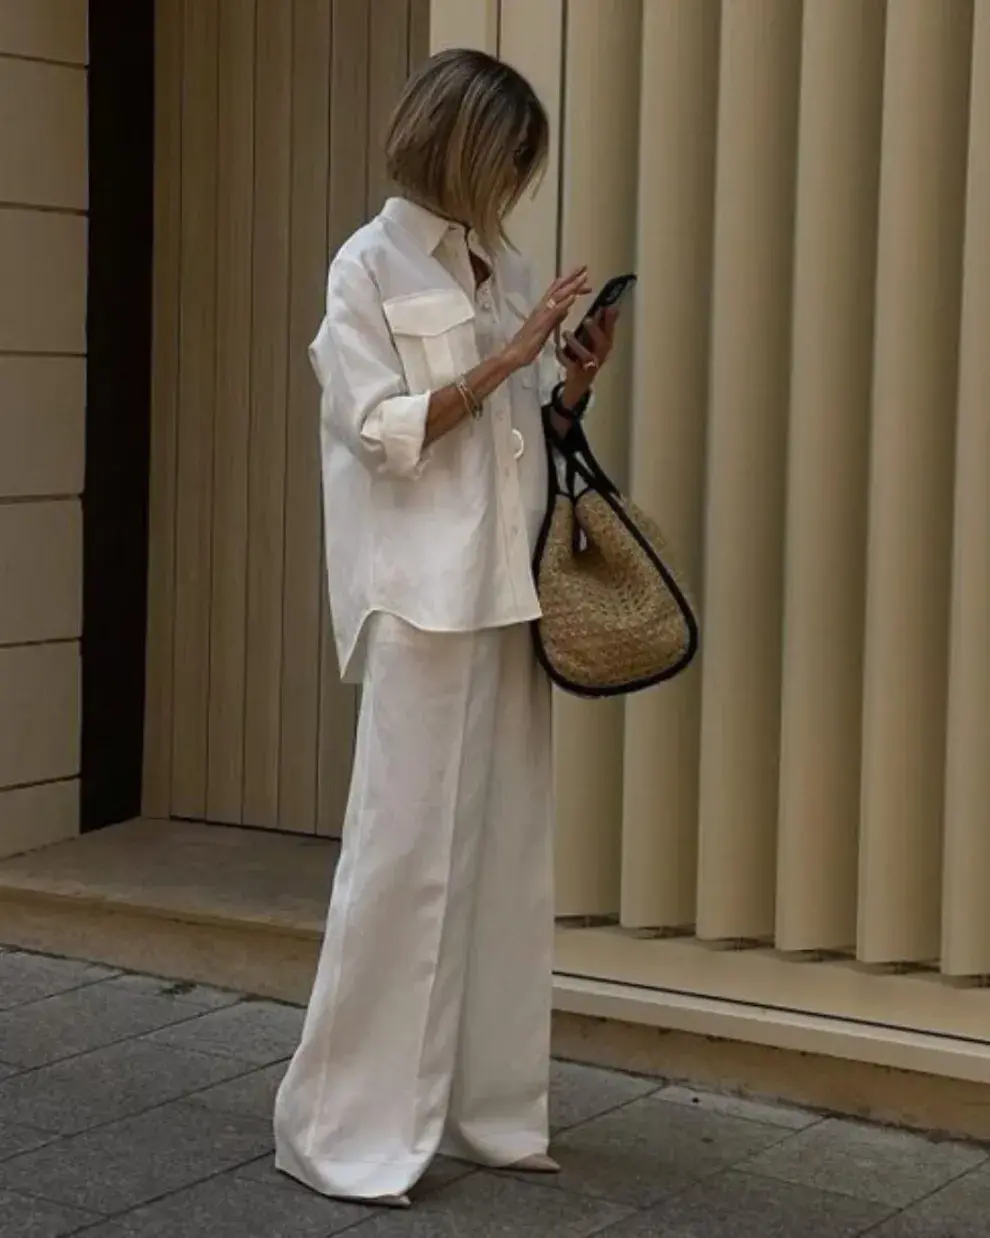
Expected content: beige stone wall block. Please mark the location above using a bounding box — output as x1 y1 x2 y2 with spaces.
0 209 86 354
0 0 87 64
0 642 80 788
0 357 85 498
0 500 82 645
0 58 87 209
0 778 78 860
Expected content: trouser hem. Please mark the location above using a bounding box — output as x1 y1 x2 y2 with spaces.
274 1145 427 1201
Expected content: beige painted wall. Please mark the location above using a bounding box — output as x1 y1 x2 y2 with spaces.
0 1 87 858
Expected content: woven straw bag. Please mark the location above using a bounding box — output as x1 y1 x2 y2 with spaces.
532 411 699 697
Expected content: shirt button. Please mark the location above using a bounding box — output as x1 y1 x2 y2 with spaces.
511 429 525 460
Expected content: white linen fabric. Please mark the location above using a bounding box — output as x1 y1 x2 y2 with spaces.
274 197 559 1204
273 614 554 1199
309 196 560 684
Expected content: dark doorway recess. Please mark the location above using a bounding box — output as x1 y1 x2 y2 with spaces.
82 0 155 829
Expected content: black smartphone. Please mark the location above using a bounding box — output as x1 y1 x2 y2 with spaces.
563 273 637 361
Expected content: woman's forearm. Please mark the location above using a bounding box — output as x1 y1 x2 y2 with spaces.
423 350 518 447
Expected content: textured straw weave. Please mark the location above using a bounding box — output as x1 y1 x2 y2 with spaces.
533 421 698 697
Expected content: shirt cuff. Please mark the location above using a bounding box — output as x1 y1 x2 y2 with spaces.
360 392 431 479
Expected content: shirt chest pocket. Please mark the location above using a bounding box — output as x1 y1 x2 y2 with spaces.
383 289 478 394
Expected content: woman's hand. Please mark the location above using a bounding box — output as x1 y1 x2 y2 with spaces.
503 267 592 369
557 306 619 412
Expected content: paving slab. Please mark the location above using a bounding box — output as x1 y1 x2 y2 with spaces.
0 982 203 1069
867 1162 990 1237
0 951 118 1011
0 1120 54 1162
596 1169 894 1237
142 998 303 1064
0 1187 100 1238
184 1060 287 1122
544 1093 792 1209
741 1117 988 1209
550 1061 661 1133
101 972 243 1010
0 1100 273 1215
0 1038 255 1134
344 1170 635 1237
655 1084 821 1131
67 1169 371 1238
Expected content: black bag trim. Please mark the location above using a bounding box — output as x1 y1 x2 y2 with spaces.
531 410 700 698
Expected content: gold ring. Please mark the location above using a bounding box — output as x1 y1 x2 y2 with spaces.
546 296 558 311
582 358 598 373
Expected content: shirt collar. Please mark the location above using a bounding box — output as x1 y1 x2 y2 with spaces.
381 196 487 260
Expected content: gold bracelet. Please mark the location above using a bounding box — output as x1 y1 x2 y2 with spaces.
455 375 483 420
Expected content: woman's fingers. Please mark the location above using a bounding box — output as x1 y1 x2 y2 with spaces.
543 267 590 305
583 316 610 354
561 330 597 365
544 291 578 325
599 307 619 342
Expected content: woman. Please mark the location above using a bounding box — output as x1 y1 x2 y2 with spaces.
274 47 619 1208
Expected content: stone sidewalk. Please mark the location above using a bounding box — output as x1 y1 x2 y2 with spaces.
0 947 987 1237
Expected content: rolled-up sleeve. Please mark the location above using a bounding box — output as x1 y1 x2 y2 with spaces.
309 254 430 479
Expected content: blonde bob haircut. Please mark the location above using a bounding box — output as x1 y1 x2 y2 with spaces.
385 48 549 251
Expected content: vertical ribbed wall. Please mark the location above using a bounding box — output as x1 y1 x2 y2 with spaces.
144 0 430 834
433 0 990 978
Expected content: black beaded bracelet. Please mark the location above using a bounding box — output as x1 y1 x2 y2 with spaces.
548 382 590 422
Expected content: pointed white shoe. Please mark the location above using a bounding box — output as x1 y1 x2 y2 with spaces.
510 1153 560 1173
366 1194 411 1208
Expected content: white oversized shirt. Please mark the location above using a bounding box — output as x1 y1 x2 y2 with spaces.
310 197 559 683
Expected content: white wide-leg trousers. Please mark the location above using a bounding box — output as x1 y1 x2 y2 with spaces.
273 616 555 1201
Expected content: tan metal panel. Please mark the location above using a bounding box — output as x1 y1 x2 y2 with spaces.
0 0 87 64
367 0 408 215
620 0 719 930
941 2 990 977
317 0 370 836
554 0 642 917
0 779 78 861
206 0 257 825
775 0 885 952
429 0 498 54
242 0 293 828
278 0 332 835
0 59 86 210
0 209 86 354
0 500 81 646
696 0 802 941
169 0 220 819
858 0 973 964
142 0 184 819
499 0 564 293
0 357 84 498
0 643 79 788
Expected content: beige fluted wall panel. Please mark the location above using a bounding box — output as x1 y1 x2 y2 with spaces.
695 0 802 940
206 0 256 825
553 0 643 916
858 0 973 964
429 0 497 54
620 0 720 929
941 2 990 978
775 0 885 952
499 0 564 294
145 0 425 834
142 0 183 820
